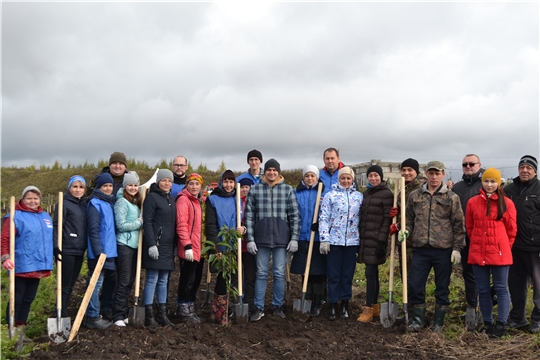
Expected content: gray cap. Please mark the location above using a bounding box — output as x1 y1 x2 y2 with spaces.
122 171 140 187
156 169 173 183
22 185 41 198
426 161 445 171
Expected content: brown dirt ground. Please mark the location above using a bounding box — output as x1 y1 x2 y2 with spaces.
28 262 539 360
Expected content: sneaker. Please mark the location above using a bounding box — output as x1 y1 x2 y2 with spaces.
123 318 129 325
250 308 265 322
273 306 285 318
529 322 540 333
114 320 126 327
84 316 112 329
507 319 528 329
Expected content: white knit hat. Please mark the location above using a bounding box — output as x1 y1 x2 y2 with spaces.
302 165 320 179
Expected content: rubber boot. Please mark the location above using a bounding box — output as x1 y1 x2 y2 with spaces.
145 305 159 327
431 304 447 333
178 303 199 323
188 302 201 323
156 303 174 327
311 293 322 316
372 303 380 318
341 300 349 319
211 295 228 324
329 303 337 321
357 306 373 323
408 304 426 332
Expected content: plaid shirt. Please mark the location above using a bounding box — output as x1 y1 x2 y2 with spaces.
245 176 300 248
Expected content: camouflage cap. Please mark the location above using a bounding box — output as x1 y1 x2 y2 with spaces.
426 161 445 171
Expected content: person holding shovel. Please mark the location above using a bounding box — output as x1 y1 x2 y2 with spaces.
1 186 54 333
291 165 327 316
112 171 143 327
357 165 393 323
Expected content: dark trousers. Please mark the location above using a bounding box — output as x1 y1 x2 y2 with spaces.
5 277 40 326
61 254 84 317
242 252 256 310
509 249 540 324
409 247 452 306
178 259 204 303
461 238 478 307
100 267 116 312
365 264 380 306
326 245 358 304
112 244 137 322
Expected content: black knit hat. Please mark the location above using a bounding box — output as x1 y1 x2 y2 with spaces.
519 155 538 172
367 165 384 181
264 158 281 174
247 149 263 163
400 158 419 175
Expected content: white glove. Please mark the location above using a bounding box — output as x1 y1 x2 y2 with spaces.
286 240 298 253
451 250 461 265
247 242 258 255
320 242 330 255
148 245 159 260
185 249 194 262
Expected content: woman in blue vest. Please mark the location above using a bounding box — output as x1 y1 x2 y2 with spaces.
1 186 53 331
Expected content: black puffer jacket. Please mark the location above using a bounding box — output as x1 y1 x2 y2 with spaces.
452 169 485 215
142 183 176 270
53 192 87 256
357 181 393 265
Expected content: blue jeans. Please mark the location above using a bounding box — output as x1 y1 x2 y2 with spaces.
86 268 105 318
144 269 170 305
473 265 510 323
409 247 452 306
326 245 358 304
254 246 286 310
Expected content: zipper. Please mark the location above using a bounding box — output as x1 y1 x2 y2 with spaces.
270 185 274 247
345 189 350 246
427 193 433 246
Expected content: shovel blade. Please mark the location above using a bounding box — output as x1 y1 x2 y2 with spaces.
47 317 71 344
292 299 311 322
199 289 214 306
380 302 398 328
128 304 146 328
235 303 249 324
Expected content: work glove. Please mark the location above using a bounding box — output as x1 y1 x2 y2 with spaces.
287 240 298 253
389 223 400 236
2 259 14 271
375 242 387 258
311 222 319 232
247 242 258 255
185 249 194 262
53 247 63 262
451 250 461 265
398 230 409 243
148 245 159 260
320 242 330 255
389 207 399 218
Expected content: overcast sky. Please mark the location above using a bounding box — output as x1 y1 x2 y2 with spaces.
2 1 539 181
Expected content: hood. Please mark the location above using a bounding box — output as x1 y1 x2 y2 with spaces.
331 181 357 192
178 187 202 202
214 170 237 197
90 188 115 203
260 174 285 187
421 182 450 194
323 161 345 174
15 199 43 213
296 180 324 193
461 168 485 184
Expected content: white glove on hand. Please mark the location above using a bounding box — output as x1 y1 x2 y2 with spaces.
185 249 194 262
320 242 330 255
451 250 461 265
247 242 258 255
286 240 298 253
148 246 159 260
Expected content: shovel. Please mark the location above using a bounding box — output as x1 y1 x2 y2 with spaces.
47 192 71 343
199 262 214 306
8 196 16 340
235 183 249 323
129 186 146 327
400 177 409 327
293 182 323 322
68 253 107 342
380 181 400 328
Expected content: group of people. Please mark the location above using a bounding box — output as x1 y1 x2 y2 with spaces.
1 149 539 340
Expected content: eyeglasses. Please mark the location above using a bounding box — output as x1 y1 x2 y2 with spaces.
173 164 187 167
462 162 479 168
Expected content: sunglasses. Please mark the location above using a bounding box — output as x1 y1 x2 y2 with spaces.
462 162 479 168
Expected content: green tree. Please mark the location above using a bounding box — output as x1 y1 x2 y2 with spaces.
217 160 227 173
196 162 209 173
156 158 169 169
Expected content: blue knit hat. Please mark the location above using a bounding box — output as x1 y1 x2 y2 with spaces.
68 175 86 190
95 173 114 189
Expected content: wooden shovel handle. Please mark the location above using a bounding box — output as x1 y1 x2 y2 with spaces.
388 181 399 293
236 183 243 297
9 196 15 338
133 186 146 301
57 192 63 311
400 177 408 304
301 182 323 293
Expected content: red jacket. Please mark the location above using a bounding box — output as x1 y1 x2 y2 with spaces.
466 189 517 266
176 189 203 262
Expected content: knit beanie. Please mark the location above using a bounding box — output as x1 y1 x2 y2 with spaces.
367 165 384 181
264 158 281 174
239 178 254 187
303 165 320 179
400 158 419 175
21 185 41 199
123 171 140 187
338 166 355 181
156 169 173 183
109 151 127 166
482 167 502 186
186 173 204 185
519 155 538 172
247 149 263 163
96 173 114 189
68 175 86 190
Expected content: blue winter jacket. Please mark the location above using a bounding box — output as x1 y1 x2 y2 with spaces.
206 174 238 252
87 189 117 270
294 181 324 242
236 169 262 185
114 188 142 249
319 163 344 197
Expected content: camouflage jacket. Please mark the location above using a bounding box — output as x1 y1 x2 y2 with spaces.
405 182 465 251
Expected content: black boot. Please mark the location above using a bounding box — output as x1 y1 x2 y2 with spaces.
431 304 447 333
329 303 337 321
157 303 174 327
145 305 159 327
484 321 494 337
408 304 426 332
340 300 349 319
311 293 322 316
491 321 507 338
